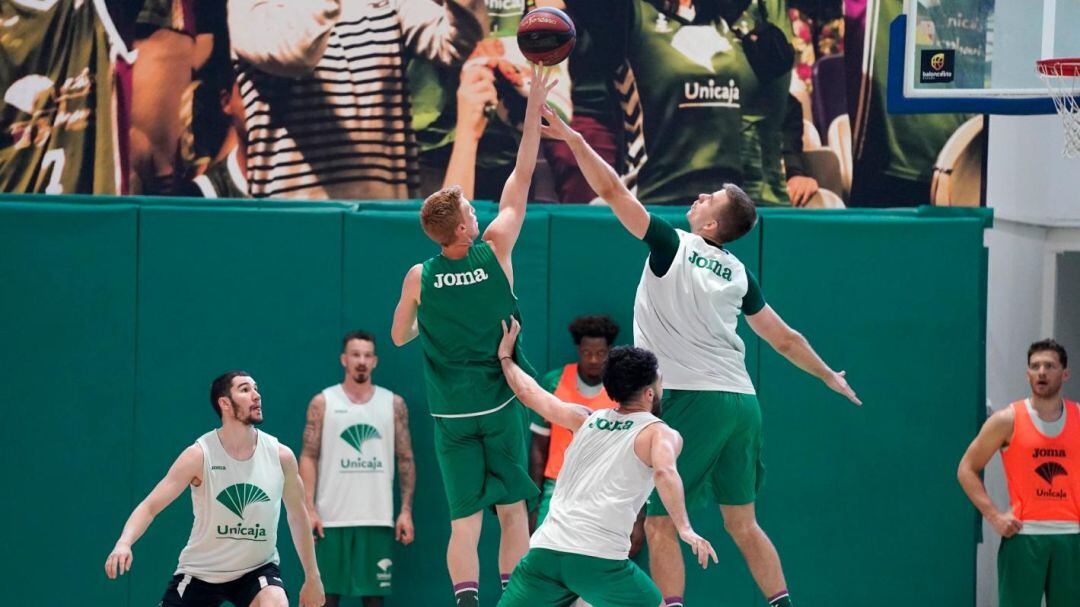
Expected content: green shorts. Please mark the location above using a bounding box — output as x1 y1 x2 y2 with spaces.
315 526 394 597
498 548 661 607
646 390 764 515
433 400 539 519
998 533 1080 607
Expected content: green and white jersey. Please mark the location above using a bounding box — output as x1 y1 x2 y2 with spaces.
417 240 534 417
316 384 395 528
531 408 662 560
0 0 131 194
634 215 765 393
176 430 283 584
191 149 250 199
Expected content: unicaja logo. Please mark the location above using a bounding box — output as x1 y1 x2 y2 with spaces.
216 483 271 541
376 557 393 586
339 424 385 473
1035 462 1068 500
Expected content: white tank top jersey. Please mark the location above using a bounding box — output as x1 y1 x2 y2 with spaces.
316 384 396 527
633 229 756 394
530 409 663 560
176 430 283 583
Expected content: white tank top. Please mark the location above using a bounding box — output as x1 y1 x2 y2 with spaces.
316 384 396 527
633 229 756 394
176 430 283 583
530 409 662 560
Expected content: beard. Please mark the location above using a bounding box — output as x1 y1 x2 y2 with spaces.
650 390 663 417
352 370 369 383
231 404 264 426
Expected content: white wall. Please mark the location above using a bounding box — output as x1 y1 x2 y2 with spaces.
977 113 1080 606
986 114 1080 227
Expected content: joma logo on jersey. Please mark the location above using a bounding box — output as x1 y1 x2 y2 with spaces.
680 79 741 109
688 251 733 280
588 418 635 431
1034 448 1066 459
433 269 489 289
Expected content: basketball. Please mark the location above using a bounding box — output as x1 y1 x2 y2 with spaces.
517 7 576 66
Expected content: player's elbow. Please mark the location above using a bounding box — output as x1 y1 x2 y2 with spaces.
653 465 678 483
774 329 806 355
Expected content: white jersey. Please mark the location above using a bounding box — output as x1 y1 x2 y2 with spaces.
176 430 283 583
634 229 755 394
531 409 662 560
316 384 396 527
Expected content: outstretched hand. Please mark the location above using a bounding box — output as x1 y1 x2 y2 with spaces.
678 527 719 569
539 104 576 142
525 63 559 119
826 370 861 406
499 317 522 360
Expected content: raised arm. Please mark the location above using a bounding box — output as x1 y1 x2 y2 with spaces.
745 305 861 406
393 394 416 545
643 424 717 569
279 445 326 607
958 408 1022 538
104 444 203 579
227 0 341 78
299 393 325 538
498 318 590 431
483 65 558 261
540 105 650 238
391 265 422 346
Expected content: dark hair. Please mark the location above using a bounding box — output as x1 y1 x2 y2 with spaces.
210 370 250 419
342 330 376 352
1028 339 1068 368
602 346 659 403
714 183 757 243
568 315 620 346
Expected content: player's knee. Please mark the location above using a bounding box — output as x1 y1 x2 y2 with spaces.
645 515 676 540
450 511 484 541
249 585 288 607
722 516 760 544
495 501 527 527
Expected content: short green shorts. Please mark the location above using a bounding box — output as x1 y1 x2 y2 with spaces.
315 526 394 597
998 533 1080 607
433 400 539 519
498 548 661 607
646 390 764 515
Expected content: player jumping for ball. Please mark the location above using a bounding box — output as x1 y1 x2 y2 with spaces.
539 106 861 607
391 64 557 607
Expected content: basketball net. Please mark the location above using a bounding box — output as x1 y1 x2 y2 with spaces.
1037 59 1080 158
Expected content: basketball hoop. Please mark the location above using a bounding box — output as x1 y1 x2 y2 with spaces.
1037 58 1080 158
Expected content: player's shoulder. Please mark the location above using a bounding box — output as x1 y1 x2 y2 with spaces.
984 405 1016 435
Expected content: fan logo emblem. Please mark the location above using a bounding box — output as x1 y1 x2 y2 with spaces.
1034 461 1069 500
376 557 393 585
929 53 946 71
339 424 385 472
215 483 272 540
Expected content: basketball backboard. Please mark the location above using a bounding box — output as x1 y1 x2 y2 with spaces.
888 0 1080 114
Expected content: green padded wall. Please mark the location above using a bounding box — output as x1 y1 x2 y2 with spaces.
752 215 985 606
129 206 346 603
0 203 138 606
0 198 989 607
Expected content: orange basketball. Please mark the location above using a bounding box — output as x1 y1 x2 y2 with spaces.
517 7 576 66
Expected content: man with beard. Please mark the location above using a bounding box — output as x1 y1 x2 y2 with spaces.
104 371 324 607
959 340 1078 607
539 106 861 607
299 331 416 607
497 318 717 607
